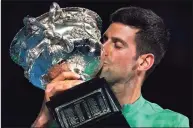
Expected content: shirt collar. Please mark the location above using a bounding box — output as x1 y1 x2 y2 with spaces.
122 95 145 114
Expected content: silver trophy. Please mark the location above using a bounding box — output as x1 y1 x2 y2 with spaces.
10 2 102 90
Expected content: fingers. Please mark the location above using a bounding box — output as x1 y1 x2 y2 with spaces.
48 62 70 80
45 80 83 101
45 66 83 102
51 71 80 83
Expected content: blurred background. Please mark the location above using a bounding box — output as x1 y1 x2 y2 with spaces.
2 0 192 127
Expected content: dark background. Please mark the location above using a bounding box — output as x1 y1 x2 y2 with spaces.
2 0 192 127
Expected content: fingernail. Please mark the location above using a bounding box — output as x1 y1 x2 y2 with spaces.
58 60 66 64
75 74 80 78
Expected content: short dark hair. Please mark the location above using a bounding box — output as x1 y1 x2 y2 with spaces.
110 6 170 76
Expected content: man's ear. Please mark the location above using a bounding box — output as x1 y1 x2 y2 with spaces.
137 53 155 71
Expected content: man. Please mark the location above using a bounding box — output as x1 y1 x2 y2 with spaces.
32 6 189 127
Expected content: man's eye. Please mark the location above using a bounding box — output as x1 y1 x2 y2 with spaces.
114 42 124 49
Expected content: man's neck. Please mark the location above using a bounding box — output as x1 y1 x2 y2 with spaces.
111 75 144 107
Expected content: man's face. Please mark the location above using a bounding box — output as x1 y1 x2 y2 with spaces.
99 22 140 85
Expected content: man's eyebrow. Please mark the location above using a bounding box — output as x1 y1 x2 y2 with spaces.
111 37 128 47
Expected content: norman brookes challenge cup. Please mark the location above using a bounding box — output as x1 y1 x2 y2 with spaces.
10 2 102 90
10 3 129 128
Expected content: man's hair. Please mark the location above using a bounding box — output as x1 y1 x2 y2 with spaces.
110 6 170 76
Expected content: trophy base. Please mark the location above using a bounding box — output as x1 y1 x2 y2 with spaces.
46 77 130 128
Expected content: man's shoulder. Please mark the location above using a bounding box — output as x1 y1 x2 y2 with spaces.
160 109 189 127
143 99 189 127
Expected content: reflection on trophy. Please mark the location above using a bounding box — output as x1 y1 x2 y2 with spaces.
10 2 129 128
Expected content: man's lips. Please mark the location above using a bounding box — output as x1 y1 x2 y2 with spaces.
103 61 110 66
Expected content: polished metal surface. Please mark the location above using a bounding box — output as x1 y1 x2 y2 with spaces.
10 2 102 90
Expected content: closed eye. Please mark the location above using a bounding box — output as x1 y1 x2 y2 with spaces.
114 41 124 49
112 37 127 49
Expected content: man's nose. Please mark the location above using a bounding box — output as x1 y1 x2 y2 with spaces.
102 41 111 56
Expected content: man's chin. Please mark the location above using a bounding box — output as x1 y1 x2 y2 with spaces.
98 68 108 78
98 72 112 83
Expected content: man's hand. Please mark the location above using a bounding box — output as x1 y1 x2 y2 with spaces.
31 63 84 127
45 71 83 101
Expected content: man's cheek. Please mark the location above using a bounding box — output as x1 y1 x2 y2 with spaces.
119 59 132 71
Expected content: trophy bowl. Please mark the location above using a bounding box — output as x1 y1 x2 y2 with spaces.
9 2 103 90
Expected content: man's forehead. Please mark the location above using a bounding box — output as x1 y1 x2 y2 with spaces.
104 22 139 41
